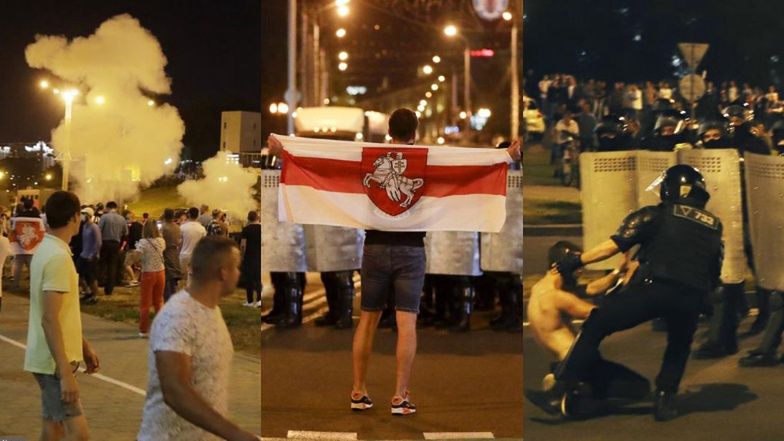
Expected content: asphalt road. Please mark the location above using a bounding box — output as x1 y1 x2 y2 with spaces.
524 315 783 441
259 274 523 440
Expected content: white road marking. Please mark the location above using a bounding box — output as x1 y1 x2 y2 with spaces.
287 430 358 440
424 433 495 440
0 333 146 396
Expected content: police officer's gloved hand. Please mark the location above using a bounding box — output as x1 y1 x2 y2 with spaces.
555 253 584 277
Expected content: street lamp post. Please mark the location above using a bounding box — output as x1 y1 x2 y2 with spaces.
444 25 473 139
286 0 298 134
511 0 521 139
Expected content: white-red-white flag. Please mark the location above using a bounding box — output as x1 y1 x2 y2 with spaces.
274 135 513 232
9 217 45 255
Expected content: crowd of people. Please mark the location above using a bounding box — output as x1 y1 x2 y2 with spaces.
3 197 263 338
528 73 784 167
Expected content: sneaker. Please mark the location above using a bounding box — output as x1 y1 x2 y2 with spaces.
350 393 373 411
138 332 149 339
390 392 416 416
242 302 255 307
254 300 263 308
80 296 98 305
126 281 140 287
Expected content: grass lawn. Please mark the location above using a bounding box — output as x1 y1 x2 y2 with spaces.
524 198 581 225
523 144 561 186
8 285 261 357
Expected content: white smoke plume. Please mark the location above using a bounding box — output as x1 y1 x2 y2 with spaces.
25 14 184 203
177 151 258 219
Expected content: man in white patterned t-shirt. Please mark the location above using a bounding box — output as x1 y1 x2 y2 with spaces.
138 236 258 441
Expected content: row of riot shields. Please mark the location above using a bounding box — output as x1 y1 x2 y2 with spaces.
580 149 784 290
260 169 523 276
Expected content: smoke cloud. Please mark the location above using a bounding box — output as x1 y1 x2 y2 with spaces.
25 14 184 203
177 151 258 219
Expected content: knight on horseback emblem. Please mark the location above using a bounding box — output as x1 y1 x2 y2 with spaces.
363 151 425 209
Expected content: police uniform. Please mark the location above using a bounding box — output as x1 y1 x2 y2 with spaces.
545 166 724 421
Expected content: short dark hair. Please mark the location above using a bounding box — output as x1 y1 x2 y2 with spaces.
106 201 117 209
163 208 175 221
388 108 418 141
190 236 239 282
187 207 200 219
45 191 81 229
247 210 259 222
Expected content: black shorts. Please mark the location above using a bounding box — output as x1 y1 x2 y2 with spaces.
360 244 426 313
76 256 98 284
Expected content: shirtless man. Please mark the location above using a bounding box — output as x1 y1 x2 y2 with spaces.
527 241 648 415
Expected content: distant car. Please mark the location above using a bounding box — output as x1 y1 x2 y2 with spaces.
524 96 546 139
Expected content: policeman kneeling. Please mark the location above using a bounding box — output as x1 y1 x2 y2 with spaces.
526 165 724 421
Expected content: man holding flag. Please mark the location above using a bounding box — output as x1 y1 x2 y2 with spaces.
267 108 521 416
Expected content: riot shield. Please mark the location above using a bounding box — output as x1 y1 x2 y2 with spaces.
579 151 638 270
425 231 482 276
261 170 307 272
305 225 364 272
679 148 746 283
481 170 523 274
744 153 784 290
636 151 677 208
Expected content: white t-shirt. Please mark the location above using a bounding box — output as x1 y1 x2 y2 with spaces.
180 221 206 256
658 87 673 100
138 291 234 441
555 119 580 144
24 234 82 374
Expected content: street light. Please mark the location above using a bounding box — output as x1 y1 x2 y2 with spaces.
444 24 472 134
422 64 433 75
425 91 433 98
438 75 446 82
432 55 441 64
338 51 349 61
431 83 439 91
338 62 348 71
94 95 106 105
39 80 50 90
502 11 513 21
337 5 349 16
147 99 156 107
270 102 289 114
443 24 458 37
336 28 346 38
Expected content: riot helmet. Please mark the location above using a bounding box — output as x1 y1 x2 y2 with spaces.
547 241 583 285
654 110 687 136
722 104 753 127
649 164 710 207
697 120 729 148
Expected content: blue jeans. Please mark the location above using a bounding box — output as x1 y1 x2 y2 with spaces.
360 244 426 313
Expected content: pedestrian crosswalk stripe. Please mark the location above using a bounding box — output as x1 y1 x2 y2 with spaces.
287 430 358 440
423 433 495 439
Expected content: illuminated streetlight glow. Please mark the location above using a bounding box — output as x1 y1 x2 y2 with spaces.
415 111 422 118
502 11 513 21
437 137 445 145
278 103 289 114
270 103 278 114
62 89 79 104
443 25 458 37
336 28 346 38
425 91 433 98
147 99 156 107
422 64 433 75
39 80 50 89
338 62 348 71
431 84 439 91
438 75 446 82
432 55 441 63
45 173 52 181
459 111 467 119
419 99 427 106
95 95 105 105
477 108 492 118
52 88 60 95
337 5 349 16
335 0 350 6
338 51 349 61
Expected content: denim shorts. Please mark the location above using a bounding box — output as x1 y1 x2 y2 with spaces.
360 244 426 313
33 369 83 421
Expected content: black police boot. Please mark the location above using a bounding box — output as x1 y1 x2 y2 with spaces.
747 288 772 336
276 280 303 329
261 272 287 324
491 275 523 332
740 292 784 367
653 389 678 422
334 274 355 329
432 276 452 328
450 280 475 332
315 273 338 327
693 284 738 359
474 273 496 311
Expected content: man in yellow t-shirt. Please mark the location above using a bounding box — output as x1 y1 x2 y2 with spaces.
24 191 100 441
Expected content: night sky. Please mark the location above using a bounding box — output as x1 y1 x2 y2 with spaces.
0 0 260 161
524 0 784 88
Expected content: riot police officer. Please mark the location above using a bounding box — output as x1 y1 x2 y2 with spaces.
593 115 629 152
526 165 724 421
696 120 731 149
642 111 688 151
